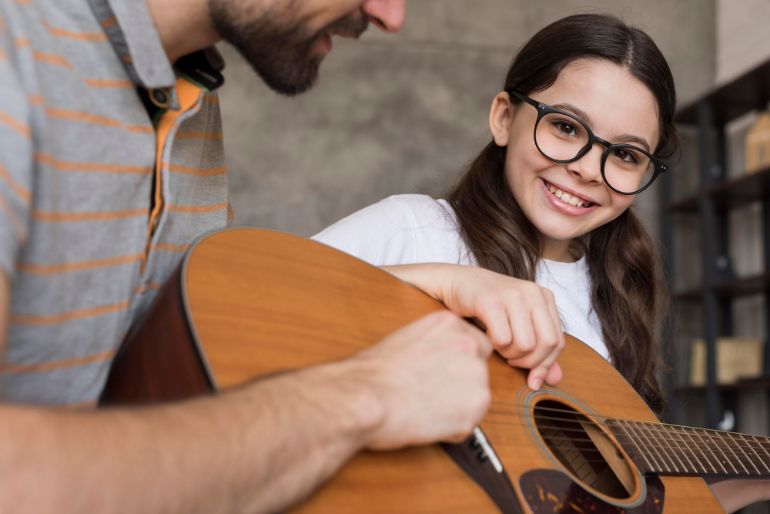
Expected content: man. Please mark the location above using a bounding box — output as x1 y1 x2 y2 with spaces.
0 0 568 512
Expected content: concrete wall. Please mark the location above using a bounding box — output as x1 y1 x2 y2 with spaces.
716 0 770 85
218 0 716 238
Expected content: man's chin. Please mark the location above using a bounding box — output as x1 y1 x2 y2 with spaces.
267 76 318 96
251 58 321 96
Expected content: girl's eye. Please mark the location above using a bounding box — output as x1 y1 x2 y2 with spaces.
614 148 640 164
555 121 578 137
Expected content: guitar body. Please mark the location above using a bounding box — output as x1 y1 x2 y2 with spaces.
101 228 725 513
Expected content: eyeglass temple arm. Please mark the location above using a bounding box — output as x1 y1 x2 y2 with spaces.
505 90 541 109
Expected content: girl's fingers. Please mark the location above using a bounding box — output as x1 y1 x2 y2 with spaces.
544 361 563 385
499 304 536 359
476 301 512 349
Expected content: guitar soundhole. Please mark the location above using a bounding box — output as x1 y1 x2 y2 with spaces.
534 399 638 500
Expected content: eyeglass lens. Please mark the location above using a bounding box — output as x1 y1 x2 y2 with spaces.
535 111 655 194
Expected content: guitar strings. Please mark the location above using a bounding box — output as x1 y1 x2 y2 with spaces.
530 416 770 459
532 412 770 459
528 416 770 463
481 415 770 474
480 405 770 464
495 403 770 454
495 419 770 473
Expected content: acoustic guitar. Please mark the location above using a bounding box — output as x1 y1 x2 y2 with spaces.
100 228 770 513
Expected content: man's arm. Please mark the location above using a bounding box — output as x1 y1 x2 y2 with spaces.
0 363 381 514
0 268 490 514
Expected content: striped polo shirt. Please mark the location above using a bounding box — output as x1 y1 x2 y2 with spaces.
0 0 230 406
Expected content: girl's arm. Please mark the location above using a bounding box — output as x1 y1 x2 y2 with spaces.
384 262 564 390
708 479 770 513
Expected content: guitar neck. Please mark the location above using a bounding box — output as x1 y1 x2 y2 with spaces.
608 419 770 479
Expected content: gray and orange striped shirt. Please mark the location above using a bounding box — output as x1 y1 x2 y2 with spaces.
0 0 230 406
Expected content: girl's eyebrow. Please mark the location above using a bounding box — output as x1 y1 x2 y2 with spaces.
613 133 652 152
554 102 652 152
553 102 593 125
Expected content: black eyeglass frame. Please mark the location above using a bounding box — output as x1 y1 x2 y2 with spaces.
507 90 668 195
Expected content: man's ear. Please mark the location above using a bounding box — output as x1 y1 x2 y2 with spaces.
489 92 514 147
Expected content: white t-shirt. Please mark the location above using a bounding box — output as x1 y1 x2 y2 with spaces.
313 194 609 360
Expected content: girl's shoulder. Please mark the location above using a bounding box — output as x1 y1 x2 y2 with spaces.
379 194 457 228
312 194 467 266
316 194 456 233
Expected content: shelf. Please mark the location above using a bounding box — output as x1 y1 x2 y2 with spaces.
667 192 699 212
664 59 770 428
676 59 770 126
736 375 770 389
736 375 770 388
672 272 770 301
667 165 770 212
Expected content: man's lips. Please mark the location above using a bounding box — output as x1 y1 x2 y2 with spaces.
326 10 369 39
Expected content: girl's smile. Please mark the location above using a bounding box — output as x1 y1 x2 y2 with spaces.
540 178 599 213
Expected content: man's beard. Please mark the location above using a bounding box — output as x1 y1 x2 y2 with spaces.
209 1 369 96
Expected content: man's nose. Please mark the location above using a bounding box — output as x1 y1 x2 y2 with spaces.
362 0 405 33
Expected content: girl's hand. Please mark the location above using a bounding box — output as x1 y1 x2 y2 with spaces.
383 263 564 390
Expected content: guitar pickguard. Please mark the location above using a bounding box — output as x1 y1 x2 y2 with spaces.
441 433 524 513
520 470 664 513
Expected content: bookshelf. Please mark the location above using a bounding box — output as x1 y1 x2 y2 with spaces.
661 59 770 434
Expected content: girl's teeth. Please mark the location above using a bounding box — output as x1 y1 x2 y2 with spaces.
547 184 588 208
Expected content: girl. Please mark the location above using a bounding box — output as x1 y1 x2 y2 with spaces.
314 13 770 511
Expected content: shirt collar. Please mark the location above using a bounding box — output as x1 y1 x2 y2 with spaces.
86 0 176 90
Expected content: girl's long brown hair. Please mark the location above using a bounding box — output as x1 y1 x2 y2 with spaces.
449 14 678 417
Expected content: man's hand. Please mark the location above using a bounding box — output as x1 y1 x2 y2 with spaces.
384 263 564 391
347 310 491 450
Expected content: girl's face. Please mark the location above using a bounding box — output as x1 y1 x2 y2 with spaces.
489 58 661 261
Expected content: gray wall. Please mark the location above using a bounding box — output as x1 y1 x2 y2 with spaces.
717 0 770 84
219 0 716 238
